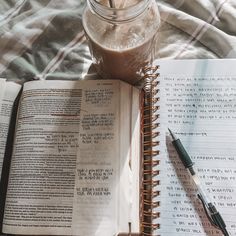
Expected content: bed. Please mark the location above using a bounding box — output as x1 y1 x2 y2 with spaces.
0 0 235 83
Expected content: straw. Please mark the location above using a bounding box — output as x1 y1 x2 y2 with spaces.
108 0 115 8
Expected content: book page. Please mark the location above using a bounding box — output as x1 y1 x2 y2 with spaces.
154 59 236 236
118 82 141 232
0 80 21 178
2 80 140 236
0 79 7 177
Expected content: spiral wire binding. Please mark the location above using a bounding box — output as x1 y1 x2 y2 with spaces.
141 65 160 236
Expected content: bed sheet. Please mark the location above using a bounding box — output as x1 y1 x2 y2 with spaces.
0 0 235 82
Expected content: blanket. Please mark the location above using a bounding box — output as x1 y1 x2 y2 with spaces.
0 0 235 82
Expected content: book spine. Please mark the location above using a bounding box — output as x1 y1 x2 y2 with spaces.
141 65 160 236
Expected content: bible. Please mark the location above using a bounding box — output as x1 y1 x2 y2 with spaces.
0 79 141 236
144 59 236 236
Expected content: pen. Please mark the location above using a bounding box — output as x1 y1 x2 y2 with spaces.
168 128 229 236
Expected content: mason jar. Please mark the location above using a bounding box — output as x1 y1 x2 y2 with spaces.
82 0 160 85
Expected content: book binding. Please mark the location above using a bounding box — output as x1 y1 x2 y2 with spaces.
141 65 160 236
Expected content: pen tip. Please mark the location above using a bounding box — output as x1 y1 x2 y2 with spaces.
168 128 177 140
168 128 173 135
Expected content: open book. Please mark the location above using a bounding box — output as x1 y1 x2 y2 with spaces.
0 79 141 236
147 59 236 236
2 59 236 236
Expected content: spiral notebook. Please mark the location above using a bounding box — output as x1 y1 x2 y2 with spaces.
141 59 236 236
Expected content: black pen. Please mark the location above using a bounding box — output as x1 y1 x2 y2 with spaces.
168 128 229 236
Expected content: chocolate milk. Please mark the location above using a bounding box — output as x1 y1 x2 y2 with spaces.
83 0 160 84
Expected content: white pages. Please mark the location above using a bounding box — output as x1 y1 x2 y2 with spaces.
154 59 236 236
0 81 21 177
1 79 140 236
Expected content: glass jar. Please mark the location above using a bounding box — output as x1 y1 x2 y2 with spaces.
82 0 160 85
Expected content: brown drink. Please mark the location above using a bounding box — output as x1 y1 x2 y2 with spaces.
82 0 160 84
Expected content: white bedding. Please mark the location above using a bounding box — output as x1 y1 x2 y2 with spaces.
0 0 235 81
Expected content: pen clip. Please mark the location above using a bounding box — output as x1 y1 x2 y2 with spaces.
197 194 220 229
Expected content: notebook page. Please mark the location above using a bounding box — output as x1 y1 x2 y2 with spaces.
154 59 236 236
